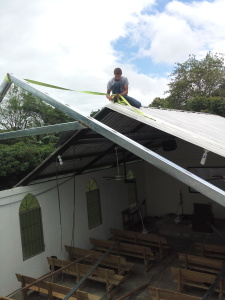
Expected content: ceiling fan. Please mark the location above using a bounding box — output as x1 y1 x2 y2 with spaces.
102 148 136 183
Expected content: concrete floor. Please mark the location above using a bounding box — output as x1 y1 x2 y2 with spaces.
12 215 225 300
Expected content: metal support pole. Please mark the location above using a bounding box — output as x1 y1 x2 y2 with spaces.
0 74 12 102
6 74 225 207
0 121 85 140
202 264 225 300
63 241 119 300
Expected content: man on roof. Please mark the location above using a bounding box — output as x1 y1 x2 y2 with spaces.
106 68 142 108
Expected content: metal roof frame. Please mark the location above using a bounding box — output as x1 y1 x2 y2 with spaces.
0 73 225 207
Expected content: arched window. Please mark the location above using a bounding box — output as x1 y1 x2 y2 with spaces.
86 179 102 229
19 194 44 260
127 170 137 208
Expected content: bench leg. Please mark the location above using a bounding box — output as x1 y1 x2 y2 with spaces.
21 276 28 300
178 268 183 293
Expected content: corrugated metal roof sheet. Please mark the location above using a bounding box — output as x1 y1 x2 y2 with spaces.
15 104 225 186
107 104 225 158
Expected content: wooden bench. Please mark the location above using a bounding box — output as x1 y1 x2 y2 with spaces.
171 267 225 297
47 257 124 299
148 286 201 300
0 297 15 300
16 273 100 300
65 245 133 275
110 228 170 258
179 253 225 274
195 242 225 260
90 238 155 271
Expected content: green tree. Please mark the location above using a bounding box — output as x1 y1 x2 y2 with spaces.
90 109 101 117
0 86 74 130
0 142 54 190
186 96 225 117
165 52 225 109
0 86 74 190
149 97 169 108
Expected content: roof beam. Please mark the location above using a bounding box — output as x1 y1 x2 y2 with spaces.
0 74 12 103
75 132 171 144
8 74 225 207
0 121 85 140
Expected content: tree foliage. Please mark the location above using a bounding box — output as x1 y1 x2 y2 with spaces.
0 86 74 190
0 85 74 130
0 141 54 190
149 52 225 117
90 109 101 117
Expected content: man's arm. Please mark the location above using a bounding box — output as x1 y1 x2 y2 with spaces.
106 89 113 101
120 84 128 97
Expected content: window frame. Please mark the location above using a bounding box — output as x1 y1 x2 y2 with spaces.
19 194 45 260
86 179 102 230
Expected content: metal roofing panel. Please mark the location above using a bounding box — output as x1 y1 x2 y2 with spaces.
106 104 225 158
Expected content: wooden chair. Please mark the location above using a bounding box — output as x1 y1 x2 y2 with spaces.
90 237 155 271
179 253 225 274
47 257 124 299
110 228 170 258
195 242 225 260
65 245 133 275
15 273 100 300
171 267 225 298
148 286 201 300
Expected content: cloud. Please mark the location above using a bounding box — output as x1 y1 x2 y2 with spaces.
1 0 224 114
126 0 225 64
0 0 160 113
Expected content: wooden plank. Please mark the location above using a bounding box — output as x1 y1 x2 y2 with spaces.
171 267 225 295
115 283 148 300
16 274 99 300
148 286 202 300
65 245 133 274
179 253 224 274
110 228 170 258
195 242 225 259
90 237 154 271
46 257 124 298
0 297 15 300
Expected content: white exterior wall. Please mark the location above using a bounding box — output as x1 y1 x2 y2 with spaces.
144 139 225 218
0 162 145 296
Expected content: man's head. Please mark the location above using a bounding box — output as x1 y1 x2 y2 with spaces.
114 68 122 81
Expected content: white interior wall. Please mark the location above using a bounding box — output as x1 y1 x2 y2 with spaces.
0 162 145 296
144 139 225 218
3 136 224 296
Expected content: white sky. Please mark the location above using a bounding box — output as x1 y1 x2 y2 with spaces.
0 0 225 115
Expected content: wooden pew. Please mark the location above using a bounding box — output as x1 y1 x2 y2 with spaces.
16 273 99 300
171 267 225 298
195 242 225 260
148 286 201 300
90 238 155 271
47 257 124 299
0 297 15 300
179 253 225 274
110 228 170 259
65 245 133 275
